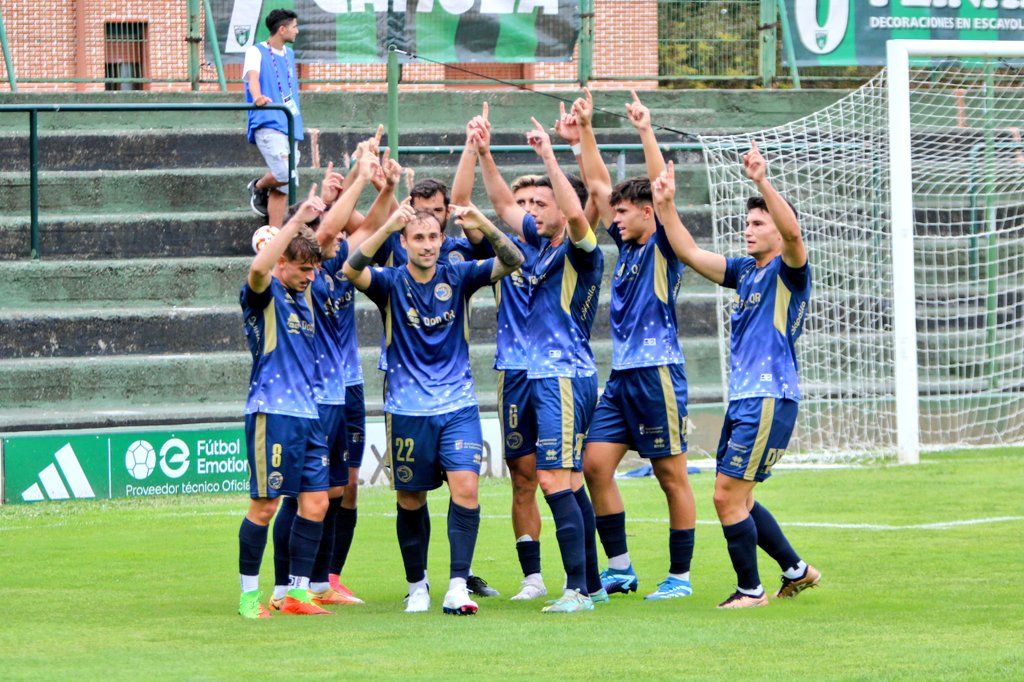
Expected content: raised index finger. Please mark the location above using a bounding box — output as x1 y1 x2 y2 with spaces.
631 89 641 104
482 101 489 123
308 183 319 199
374 124 384 143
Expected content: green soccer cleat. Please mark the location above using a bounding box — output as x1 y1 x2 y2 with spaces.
238 590 271 619
589 588 610 605
541 589 595 614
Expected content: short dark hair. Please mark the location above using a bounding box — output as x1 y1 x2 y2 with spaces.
610 178 652 208
410 179 450 207
511 174 544 192
746 195 797 219
266 9 298 35
403 209 443 234
533 174 589 212
283 226 321 265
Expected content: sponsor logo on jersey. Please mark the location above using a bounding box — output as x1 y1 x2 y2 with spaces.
730 455 744 468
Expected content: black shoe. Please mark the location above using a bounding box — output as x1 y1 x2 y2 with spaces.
466 575 500 597
248 179 269 217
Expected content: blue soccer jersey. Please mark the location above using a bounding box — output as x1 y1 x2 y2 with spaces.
363 260 495 416
607 219 685 370
334 240 364 387
240 277 319 418
475 236 538 370
309 253 348 405
722 255 811 401
523 215 603 379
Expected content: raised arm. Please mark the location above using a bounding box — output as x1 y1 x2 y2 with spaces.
452 105 486 244
554 99 601 228
342 200 415 291
744 140 806 268
527 118 591 245
473 118 528 237
451 204 524 281
249 185 325 292
346 152 403 249
317 148 374 248
343 125 384 191
652 162 726 284
573 88 614 227
626 90 666 182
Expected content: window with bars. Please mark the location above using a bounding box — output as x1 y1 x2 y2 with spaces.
104 22 148 91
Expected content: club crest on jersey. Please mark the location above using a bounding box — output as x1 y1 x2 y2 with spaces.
754 268 767 284
448 252 465 264
506 432 524 449
268 471 284 490
396 465 413 483
435 283 453 302
325 274 334 291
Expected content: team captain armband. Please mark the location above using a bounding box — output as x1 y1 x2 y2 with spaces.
572 227 598 253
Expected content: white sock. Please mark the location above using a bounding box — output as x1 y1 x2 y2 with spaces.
516 535 535 543
524 572 543 584
288 576 310 591
737 584 765 597
782 561 807 580
449 577 467 592
309 581 330 593
408 577 428 594
608 552 631 571
240 574 260 593
273 585 288 599
669 571 690 582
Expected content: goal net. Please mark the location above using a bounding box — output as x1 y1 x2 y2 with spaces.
700 40 1024 463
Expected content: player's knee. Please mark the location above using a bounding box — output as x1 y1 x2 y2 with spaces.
712 487 741 515
248 498 279 525
299 491 330 521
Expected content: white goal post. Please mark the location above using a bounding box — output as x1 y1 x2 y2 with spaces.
701 40 1024 465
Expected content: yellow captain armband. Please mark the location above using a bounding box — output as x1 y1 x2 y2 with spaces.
572 227 598 253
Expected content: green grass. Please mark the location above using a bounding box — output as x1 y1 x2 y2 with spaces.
2 449 1022 680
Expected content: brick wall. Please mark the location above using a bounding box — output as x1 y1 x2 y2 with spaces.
0 0 657 93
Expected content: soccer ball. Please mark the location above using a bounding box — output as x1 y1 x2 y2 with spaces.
251 225 279 254
125 440 156 480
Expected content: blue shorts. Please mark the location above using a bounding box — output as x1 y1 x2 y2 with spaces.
344 383 366 469
245 412 329 499
498 369 537 459
586 364 688 458
532 375 598 472
317 403 349 488
386 405 484 491
716 397 799 483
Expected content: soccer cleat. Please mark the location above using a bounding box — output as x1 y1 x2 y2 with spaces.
645 576 694 601
311 587 361 606
247 179 269 217
717 591 769 609
589 588 610 605
404 584 431 613
510 575 548 601
600 565 639 594
238 590 271 619
281 589 333 615
268 595 285 611
775 564 821 599
328 573 365 603
442 585 479 615
541 589 595 614
467 574 500 597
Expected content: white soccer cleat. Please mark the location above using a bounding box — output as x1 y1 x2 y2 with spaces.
404 585 431 613
510 575 548 601
442 585 479 615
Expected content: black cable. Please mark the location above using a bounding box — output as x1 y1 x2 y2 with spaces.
390 47 700 141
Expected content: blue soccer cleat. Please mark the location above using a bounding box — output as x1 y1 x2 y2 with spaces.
600 565 639 594
645 576 693 600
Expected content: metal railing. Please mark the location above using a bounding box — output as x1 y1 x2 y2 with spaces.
0 103 296 259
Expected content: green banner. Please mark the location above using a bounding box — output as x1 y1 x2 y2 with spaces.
209 0 580 64
784 0 1024 66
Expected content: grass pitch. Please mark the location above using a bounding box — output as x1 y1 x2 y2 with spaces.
2 449 1022 680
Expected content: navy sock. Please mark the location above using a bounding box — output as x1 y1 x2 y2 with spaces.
447 501 481 580
545 489 586 593
516 540 541 577
272 496 298 586
595 511 628 559
288 515 324 585
722 515 761 592
396 504 427 583
421 502 431 571
310 497 341 584
750 501 801 573
238 518 269 577
573 487 602 594
669 528 695 575
329 506 358 575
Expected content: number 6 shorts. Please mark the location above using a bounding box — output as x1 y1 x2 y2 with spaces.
385 405 484 491
245 412 330 499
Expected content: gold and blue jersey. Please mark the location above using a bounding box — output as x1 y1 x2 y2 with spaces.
522 215 604 379
607 219 685 370
364 260 495 416
334 240 364 387
240 277 319 418
310 254 348 405
722 255 811 401
475 236 537 370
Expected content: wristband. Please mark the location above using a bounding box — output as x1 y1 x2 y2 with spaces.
570 143 582 156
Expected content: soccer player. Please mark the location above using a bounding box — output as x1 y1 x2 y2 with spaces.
342 201 524 615
475 117 605 613
651 144 820 609
237 186 332 618
574 90 697 600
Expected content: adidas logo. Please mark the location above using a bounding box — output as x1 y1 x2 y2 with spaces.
21 444 96 502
